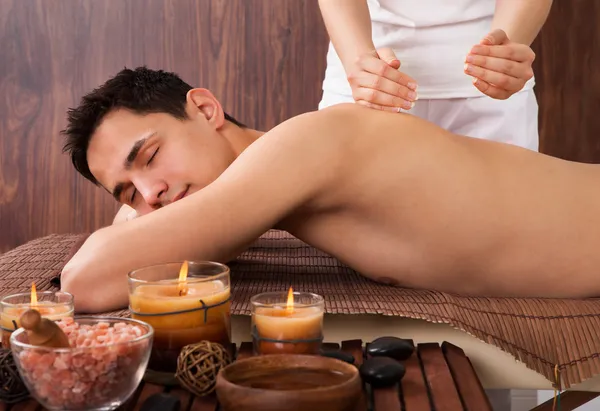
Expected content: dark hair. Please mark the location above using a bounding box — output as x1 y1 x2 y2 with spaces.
61 66 245 185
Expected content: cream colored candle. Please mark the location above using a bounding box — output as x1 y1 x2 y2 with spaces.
0 286 74 347
128 261 231 373
129 280 231 349
251 288 324 355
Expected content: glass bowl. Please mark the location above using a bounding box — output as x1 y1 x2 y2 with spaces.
10 316 153 411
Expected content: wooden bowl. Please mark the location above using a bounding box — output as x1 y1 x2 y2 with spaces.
216 354 361 411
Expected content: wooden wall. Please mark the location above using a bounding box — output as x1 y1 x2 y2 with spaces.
0 0 329 252
0 0 599 252
532 0 600 162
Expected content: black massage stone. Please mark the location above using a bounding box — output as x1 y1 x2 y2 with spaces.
366 336 414 361
359 357 406 388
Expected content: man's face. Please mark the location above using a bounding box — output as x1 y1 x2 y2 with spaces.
87 95 236 216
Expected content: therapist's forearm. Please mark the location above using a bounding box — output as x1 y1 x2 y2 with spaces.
318 0 375 71
492 0 553 45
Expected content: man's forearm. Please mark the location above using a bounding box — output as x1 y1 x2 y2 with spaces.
62 200 243 313
318 0 375 71
491 0 553 45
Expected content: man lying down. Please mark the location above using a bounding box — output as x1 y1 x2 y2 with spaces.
60 66 600 313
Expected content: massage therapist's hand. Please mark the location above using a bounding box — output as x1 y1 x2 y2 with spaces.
347 47 418 112
464 29 535 100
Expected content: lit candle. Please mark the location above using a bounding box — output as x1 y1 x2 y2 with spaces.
0 284 74 347
251 288 324 355
128 261 231 374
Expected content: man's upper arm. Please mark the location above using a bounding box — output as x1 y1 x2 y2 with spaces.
185 117 335 257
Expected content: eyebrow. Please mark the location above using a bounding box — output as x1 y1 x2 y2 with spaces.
112 182 126 203
124 136 150 170
111 131 156 202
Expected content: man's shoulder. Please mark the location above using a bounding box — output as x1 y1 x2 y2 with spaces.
279 103 408 135
236 105 363 175
285 103 447 142
288 103 368 124
266 103 368 140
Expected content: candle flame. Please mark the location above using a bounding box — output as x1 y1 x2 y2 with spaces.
177 261 189 296
31 282 38 307
286 286 294 314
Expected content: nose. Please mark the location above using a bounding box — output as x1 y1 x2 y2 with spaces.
137 180 168 209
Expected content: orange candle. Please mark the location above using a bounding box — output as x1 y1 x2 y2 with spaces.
251 288 324 355
0 284 74 347
128 261 231 374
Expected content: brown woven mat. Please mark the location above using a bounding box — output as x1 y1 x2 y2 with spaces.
1 231 600 389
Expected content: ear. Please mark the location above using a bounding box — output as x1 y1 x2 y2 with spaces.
185 88 226 129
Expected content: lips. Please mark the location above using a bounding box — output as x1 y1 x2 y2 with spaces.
172 186 189 203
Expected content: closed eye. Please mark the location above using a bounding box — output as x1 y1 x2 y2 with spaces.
147 147 159 165
128 146 158 204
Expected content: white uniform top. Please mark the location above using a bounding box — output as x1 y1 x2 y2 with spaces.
321 0 535 100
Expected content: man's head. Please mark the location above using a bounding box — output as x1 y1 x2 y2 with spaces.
62 67 250 216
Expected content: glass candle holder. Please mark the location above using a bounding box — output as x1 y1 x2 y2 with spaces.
0 291 74 348
128 261 231 379
251 291 324 356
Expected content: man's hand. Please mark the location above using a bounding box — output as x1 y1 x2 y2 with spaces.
347 47 418 112
113 204 138 225
464 29 535 100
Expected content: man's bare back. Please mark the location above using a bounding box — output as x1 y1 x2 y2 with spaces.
276 104 600 298
61 77 600 313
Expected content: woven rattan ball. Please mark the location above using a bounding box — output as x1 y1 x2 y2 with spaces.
175 341 231 396
0 348 29 404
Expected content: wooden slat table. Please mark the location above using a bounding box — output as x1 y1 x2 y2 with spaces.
0 340 493 411
532 391 600 411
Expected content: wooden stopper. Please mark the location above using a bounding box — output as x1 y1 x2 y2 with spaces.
19 309 70 349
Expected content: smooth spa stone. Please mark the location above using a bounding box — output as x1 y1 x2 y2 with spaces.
320 349 355 365
140 393 181 411
366 337 414 361
359 357 406 388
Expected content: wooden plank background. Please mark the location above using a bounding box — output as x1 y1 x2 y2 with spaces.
533 0 600 161
0 0 599 253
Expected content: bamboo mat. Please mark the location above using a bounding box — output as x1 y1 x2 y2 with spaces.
1 231 600 389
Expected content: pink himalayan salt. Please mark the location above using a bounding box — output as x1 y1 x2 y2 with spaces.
16 318 149 409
